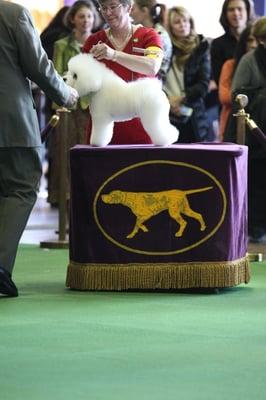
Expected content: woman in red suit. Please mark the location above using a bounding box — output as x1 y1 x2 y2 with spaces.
83 0 163 144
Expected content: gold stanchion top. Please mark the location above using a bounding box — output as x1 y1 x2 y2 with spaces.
233 94 250 118
56 107 71 114
49 114 60 127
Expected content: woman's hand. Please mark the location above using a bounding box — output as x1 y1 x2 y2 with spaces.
90 42 115 61
169 96 184 115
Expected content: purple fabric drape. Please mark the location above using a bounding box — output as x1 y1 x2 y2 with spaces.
69 143 248 265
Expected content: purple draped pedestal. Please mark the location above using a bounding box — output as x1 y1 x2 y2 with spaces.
66 143 250 290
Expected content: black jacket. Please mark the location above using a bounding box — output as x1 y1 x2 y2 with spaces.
169 35 211 141
210 32 237 84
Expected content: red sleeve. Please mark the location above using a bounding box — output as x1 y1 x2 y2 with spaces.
134 26 162 50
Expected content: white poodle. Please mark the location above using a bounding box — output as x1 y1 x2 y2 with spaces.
65 53 179 146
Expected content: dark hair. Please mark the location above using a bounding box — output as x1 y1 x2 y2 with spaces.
41 6 70 35
64 0 100 31
219 0 256 32
134 0 166 25
40 6 71 59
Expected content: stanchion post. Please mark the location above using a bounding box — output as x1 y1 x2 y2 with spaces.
57 107 70 242
233 94 264 262
40 107 70 249
234 94 249 145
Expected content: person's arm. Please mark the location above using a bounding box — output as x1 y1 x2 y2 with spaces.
90 41 163 76
231 55 253 94
16 7 76 107
156 27 172 81
219 59 235 106
210 38 224 85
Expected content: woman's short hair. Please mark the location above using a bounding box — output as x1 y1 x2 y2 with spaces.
219 0 256 32
252 16 266 41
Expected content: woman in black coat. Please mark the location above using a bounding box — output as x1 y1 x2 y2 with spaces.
164 6 210 143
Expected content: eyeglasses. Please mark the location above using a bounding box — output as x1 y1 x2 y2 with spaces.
98 3 122 14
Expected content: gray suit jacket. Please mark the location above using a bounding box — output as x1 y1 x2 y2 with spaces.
0 1 71 147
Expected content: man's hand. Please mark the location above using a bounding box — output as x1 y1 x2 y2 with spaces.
65 86 79 108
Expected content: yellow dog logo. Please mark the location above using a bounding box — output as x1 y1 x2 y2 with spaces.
101 187 213 239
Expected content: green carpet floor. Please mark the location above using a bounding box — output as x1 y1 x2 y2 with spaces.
1 245 266 400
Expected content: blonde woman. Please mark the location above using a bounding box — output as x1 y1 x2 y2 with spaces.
163 6 210 143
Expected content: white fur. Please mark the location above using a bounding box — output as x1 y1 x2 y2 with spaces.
65 53 179 146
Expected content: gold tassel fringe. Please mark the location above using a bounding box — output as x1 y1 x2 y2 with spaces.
66 257 250 291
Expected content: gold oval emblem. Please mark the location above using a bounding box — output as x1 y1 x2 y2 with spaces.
93 160 226 255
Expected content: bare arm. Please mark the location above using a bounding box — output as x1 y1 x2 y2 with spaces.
90 42 163 76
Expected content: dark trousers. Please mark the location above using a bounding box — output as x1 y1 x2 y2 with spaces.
0 147 42 274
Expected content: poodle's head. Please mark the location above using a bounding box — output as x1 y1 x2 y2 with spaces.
64 53 103 96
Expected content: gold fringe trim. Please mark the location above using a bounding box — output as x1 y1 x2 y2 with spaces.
66 257 250 291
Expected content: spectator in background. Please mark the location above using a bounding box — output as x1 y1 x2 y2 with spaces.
40 6 71 60
218 24 257 139
48 0 100 207
208 0 255 142
130 0 172 82
163 6 210 143
211 0 256 85
0 1 78 297
38 7 71 130
231 16 266 243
